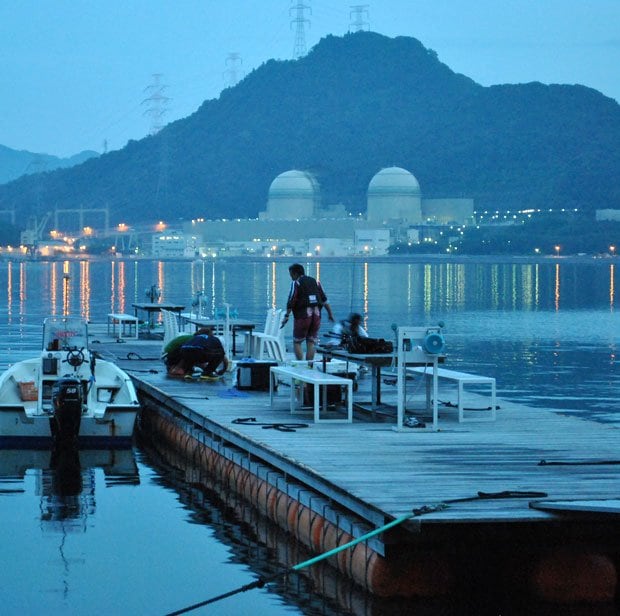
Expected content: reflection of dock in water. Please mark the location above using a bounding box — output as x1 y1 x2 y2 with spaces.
0 448 139 531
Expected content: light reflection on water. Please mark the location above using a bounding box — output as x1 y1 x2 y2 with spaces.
0 257 618 615
0 257 618 425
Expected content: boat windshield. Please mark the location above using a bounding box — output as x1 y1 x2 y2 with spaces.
42 317 88 352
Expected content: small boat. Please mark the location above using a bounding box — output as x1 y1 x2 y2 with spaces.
0 316 139 448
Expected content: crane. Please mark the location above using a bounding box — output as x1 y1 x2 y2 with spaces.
20 212 51 254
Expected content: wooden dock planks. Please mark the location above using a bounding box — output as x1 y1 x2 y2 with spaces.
92 331 620 532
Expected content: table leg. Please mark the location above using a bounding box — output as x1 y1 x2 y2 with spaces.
371 365 382 409
315 383 320 422
347 382 353 422
290 380 295 414
432 361 439 430
270 370 275 408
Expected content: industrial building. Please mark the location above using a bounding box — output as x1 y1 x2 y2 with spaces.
182 166 474 257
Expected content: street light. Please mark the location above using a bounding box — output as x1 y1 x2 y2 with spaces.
554 245 561 257
610 245 616 257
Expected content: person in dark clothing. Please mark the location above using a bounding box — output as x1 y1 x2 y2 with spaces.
282 263 334 360
163 334 193 373
176 327 228 377
324 312 368 347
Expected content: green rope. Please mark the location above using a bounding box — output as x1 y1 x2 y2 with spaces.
163 511 414 616
163 490 547 615
291 511 412 572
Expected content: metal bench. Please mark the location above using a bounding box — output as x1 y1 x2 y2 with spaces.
407 366 496 422
269 366 353 423
107 313 139 340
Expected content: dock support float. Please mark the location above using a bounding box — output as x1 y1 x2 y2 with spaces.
139 402 454 598
138 400 618 605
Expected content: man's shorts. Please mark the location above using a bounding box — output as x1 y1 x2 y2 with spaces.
293 307 321 343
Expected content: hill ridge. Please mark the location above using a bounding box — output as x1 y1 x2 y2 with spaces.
0 31 618 227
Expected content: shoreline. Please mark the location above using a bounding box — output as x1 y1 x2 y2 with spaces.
2 253 617 266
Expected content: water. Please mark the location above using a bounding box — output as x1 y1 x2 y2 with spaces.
0 256 618 614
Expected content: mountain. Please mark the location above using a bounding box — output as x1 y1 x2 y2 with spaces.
0 31 618 228
0 146 99 185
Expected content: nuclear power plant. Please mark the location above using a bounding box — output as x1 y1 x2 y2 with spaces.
175 166 474 258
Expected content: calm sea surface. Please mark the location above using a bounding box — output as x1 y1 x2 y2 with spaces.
0 257 618 615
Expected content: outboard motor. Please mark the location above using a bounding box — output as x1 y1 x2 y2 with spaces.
51 376 83 447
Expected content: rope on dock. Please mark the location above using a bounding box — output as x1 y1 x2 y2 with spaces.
163 489 547 615
539 459 620 466
440 400 501 411
232 417 309 432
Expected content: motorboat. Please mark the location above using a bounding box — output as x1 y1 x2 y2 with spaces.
0 316 139 448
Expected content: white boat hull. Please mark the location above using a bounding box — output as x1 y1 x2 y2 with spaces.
0 405 138 447
0 316 140 448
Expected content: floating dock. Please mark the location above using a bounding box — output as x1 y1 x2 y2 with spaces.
92 329 620 605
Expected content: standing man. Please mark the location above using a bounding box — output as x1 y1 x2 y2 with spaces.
282 263 335 360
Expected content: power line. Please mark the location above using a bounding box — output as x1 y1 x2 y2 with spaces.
142 73 171 135
290 2 312 59
349 4 370 32
223 53 243 88
141 74 171 210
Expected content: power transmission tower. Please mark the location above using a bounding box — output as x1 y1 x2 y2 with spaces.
349 4 370 32
142 74 171 211
290 2 311 59
223 53 243 88
142 73 171 135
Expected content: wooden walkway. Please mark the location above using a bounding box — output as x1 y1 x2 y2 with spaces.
90 327 620 539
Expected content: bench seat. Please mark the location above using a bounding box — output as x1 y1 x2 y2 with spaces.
270 366 353 423
407 366 496 422
107 313 139 339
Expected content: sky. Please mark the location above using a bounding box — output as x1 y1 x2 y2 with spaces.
1 0 619 159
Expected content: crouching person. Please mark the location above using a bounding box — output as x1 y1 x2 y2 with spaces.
167 328 229 378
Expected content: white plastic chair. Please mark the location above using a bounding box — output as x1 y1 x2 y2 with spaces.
243 308 274 356
161 309 180 351
253 309 286 361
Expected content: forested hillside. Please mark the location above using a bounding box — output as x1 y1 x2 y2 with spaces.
0 31 618 228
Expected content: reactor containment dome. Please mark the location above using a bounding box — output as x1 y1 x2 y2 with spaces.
265 170 320 220
367 166 422 223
